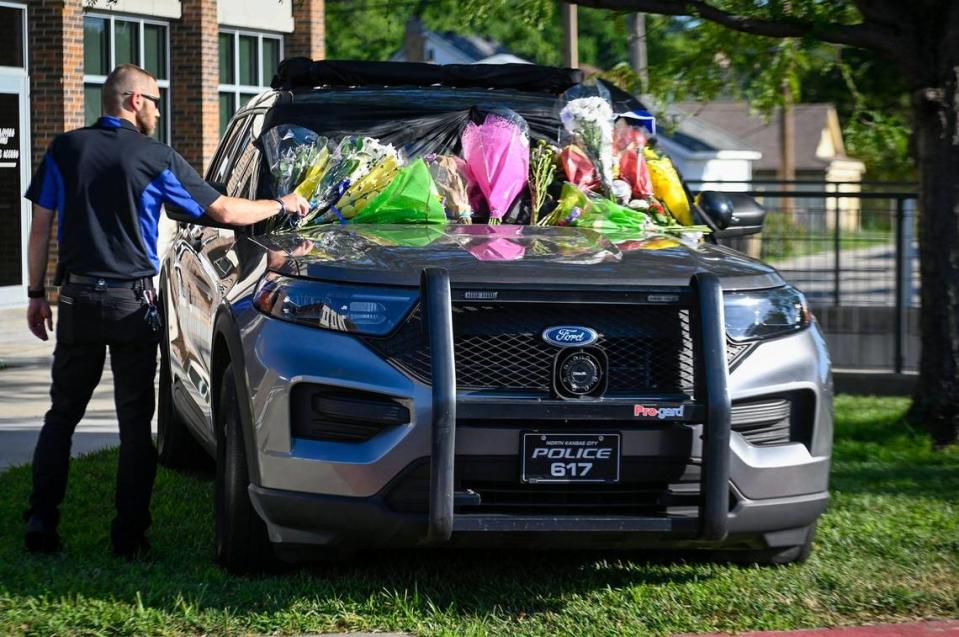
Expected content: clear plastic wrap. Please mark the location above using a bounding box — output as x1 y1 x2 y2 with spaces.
425 154 474 223
557 79 615 196
349 158 447 225
261 125 328 196
613 118 653 199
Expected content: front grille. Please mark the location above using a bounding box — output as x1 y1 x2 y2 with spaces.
385 456 721 517
365 302 696 396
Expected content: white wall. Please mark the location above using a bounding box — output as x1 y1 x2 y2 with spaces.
218 0 293 33
96 0 181 19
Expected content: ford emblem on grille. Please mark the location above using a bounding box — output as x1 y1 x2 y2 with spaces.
542 326 599 348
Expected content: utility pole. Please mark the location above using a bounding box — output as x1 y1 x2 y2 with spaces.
628 13 648 92
562 2 578 68
780 81 796 221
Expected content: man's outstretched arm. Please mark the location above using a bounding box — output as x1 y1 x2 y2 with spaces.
27 205 54 341
206 192 309 226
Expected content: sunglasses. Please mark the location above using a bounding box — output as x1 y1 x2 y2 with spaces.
123 91 161 106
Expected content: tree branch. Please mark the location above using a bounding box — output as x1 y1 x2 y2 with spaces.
571 0 899 54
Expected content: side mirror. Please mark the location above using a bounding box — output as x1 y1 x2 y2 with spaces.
696 191 767 237
696 191 735 229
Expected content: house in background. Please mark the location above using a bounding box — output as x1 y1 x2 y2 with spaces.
673 102 866 230
394 18 531 65
655 105 762 191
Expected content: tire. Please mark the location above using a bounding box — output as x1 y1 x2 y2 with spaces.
157 292 208 470
214 362 279 574
717 522 817 566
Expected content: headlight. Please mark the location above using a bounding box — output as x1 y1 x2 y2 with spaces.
723 285 810 341
253 275 417 336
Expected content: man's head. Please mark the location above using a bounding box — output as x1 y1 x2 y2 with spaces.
102 64 161 136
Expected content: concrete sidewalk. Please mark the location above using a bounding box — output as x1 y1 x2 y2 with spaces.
684 621 959 637
0 306 152 471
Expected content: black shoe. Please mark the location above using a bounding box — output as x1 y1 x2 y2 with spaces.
24 515 62 554
112 535 151 561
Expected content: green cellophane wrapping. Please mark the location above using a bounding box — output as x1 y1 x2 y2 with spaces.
350 159 448 225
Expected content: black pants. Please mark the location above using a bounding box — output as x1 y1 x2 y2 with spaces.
27 282 159 541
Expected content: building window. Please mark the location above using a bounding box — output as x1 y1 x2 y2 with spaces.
83 14 170 143
0 4 26 68
218 29 282 135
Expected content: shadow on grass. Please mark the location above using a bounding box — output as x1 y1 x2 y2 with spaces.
0 450 705 623
830 459 959 499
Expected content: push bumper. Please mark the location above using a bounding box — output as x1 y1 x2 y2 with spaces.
247 270 822 552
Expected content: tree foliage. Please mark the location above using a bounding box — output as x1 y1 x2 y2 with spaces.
325 0 912 179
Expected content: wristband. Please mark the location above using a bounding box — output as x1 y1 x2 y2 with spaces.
273 198 287 215
28 288 45 299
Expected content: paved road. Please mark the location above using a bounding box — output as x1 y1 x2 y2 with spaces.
0 306 154 471
769 242 920 307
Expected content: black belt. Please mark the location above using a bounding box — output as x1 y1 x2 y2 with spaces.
65 273 154 289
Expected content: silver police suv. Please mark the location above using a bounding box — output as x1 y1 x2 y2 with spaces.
159 61 832 573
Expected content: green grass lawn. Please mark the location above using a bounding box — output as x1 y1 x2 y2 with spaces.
761 231 893 263
0 396 956 636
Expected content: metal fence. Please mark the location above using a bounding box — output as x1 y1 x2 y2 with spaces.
689 181 920 373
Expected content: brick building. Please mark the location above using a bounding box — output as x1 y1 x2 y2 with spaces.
0 0 325 306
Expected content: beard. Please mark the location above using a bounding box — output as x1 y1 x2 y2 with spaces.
136 110 157 137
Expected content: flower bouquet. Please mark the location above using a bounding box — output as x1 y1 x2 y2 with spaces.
538 182 656 234
349 158 447 225
613 119 653 199
528 140 558 224
559 94 614 196
315 144 402 224
461 110 530 225
261 125 328 196
426 154 474 224
295 136 393 227
644 145 693 226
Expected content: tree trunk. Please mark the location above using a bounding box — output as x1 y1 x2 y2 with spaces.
907 61 959 446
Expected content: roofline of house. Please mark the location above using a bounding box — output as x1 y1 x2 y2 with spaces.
658 136 762 161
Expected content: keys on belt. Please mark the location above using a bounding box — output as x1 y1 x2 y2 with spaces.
65 272 162 332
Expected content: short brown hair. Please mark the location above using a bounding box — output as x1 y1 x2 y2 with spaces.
102 64 157 113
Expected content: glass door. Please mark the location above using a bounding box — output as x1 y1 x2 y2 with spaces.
0 2 29 307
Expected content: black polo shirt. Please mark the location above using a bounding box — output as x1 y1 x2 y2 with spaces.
25 116 221 282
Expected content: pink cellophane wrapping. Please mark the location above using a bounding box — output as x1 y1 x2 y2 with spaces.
461 114 530 221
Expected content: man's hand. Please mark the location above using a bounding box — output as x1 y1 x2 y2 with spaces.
27 298 53 341
280 193 310 218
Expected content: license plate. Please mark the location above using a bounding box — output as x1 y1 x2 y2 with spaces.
521 433 620 484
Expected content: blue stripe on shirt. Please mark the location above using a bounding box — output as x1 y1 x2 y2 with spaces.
97 116 125 129
32 153 67 241
138 169 206 271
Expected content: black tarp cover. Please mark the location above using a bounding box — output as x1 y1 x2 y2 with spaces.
271 58 584 94
259 85 646 159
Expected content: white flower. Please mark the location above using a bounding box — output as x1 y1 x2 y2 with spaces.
560 97 614 132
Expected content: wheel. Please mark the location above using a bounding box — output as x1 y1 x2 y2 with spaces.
214 362 279 573
157 291 209 470
717 522 817 566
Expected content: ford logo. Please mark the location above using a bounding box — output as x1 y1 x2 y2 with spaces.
542 326 599 348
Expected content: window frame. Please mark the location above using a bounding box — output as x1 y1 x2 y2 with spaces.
0 1 27 72
82 12 171 143
217 28 283 135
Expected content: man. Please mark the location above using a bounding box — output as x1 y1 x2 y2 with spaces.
23 64 308 558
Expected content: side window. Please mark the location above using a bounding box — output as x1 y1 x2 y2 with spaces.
226 112 265 198
207 115 250 186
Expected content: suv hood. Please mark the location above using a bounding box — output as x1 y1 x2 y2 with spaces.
252 224 783 290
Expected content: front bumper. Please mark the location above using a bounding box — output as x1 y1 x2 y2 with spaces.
238 271 832 550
